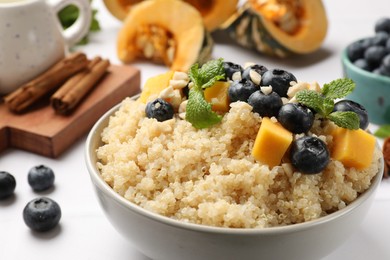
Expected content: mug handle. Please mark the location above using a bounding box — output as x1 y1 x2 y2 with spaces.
49 0 92 47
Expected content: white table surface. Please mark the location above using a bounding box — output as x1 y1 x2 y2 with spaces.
1 1 390 259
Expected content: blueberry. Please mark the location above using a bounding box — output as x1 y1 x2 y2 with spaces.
353 58 372 71
242 64 268 84
228 79 258 103
386 38 390 52
145 98 174 122
248 90 283 117
223 61 243 80
333 100 369 129
372 68 382 75
28 165 55 192
347 39 371 62
375 17 390 34
23 197 61 232
364 45 388 67
278 103 314 134
290 136 330 174
382 54 390 71
0 171 16 200
260 69 297 97
377 65 390 76
372 31 389 46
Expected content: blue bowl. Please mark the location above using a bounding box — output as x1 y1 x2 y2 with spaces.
341 47 390 125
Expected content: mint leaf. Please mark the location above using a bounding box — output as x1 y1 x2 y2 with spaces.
202 74 225 89
328 111 360 130
189 58 225 89
374 125 390 138
185 88 222 129
296 90 324 115
185 59 225 129
322 78 355 100
198 58 225 88
322 97 334 116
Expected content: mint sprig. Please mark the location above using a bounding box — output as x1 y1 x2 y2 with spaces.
374 125 390 138
296 78 360 130
185 59 225 129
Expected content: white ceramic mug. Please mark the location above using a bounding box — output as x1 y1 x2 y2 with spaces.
0 0 91 95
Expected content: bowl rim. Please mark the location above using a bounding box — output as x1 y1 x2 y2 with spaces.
341 41 390 84
85 96 384 235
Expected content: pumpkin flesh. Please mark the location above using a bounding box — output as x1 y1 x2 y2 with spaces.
104 0 238 31
117 0 212 71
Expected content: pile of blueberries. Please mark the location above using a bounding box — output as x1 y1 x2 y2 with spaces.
224 62 368 174
347 17 390 76
0 165 61 232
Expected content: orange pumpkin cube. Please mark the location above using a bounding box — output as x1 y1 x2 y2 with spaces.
332 127 376 170
139 71 174 103
252 117 293 168
204 81 230 113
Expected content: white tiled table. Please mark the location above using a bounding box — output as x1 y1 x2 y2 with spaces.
1 1 390 259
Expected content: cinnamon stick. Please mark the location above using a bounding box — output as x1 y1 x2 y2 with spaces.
51 57 110 115
4 52 88 113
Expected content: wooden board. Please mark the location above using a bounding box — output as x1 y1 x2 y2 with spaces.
0 65 140 158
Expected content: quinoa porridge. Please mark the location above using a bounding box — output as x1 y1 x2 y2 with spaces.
96 61 381 228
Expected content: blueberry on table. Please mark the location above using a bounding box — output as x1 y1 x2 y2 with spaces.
364 45 388 67
347 38 372 62
260 69 297 97
223 61 243 80
145 98 174 122
248 90 283 118
23 197 61 232
278 103 314 134
333 100 369 130
290 136 330 174
242 64 268 84
375 17 390 34
228 79 258 103
28 165 55 192
0 171 16 200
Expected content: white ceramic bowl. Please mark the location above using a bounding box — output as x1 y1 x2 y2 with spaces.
85 100 384 260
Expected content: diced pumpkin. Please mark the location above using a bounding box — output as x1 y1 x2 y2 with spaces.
117 0 213 71
222 0 328 57
332 127 376 170
139 70 174 103
204 81 230 113
252 117 293 168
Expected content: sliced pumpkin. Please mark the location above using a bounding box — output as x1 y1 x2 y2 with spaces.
223 0 328 57
117 0 213 71
103 0 239 31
